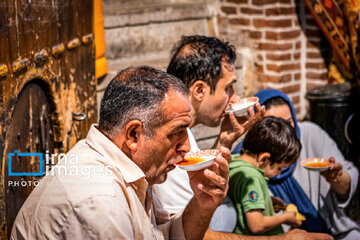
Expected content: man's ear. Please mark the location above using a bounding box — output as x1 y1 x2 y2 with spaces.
190 80 207 101
124 120 144 152
258 152 271 166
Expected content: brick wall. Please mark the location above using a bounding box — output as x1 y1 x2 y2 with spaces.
219 0 330 119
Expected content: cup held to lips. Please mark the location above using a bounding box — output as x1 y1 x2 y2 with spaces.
225 97 259 116
176 149 220 171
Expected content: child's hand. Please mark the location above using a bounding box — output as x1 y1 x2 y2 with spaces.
283 212 302 227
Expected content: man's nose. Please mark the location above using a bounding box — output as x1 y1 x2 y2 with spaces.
177 130 190 155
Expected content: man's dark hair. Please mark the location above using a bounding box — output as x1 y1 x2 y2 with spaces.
99 66 189 138
167 35 236 93
263 97 289 110
242 116 301 165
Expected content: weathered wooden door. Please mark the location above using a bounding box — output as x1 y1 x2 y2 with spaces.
4 82 54 237
0 0 96 238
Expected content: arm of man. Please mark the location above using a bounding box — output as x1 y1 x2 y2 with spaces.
245 210 301 235
204 228 333 240
215 103 265 150
182 147 230 240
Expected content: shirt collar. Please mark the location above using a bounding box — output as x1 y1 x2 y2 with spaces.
85 124 146 184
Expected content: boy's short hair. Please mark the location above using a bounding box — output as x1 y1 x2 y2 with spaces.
242 116 301 165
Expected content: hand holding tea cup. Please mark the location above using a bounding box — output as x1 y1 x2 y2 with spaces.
219 99 265 149
321 157 343 183
187 147 230 212
320 157 351 198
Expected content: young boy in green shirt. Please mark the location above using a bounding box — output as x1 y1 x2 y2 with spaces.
228 116 302 236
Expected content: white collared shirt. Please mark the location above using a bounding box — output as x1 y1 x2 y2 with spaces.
11 124 185 240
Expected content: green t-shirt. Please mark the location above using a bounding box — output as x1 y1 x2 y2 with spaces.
228 154 284 236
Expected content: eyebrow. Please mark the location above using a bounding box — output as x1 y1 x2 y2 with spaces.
171 124 189 133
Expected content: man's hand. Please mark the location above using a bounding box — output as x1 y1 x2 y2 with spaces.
321 157 351 198
218 102 265 149
183 147 230 240
282 229 333 240
188 147 230 211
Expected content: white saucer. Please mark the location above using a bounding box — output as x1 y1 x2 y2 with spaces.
300 158 330 172
176 150 219 171
225 97 259 116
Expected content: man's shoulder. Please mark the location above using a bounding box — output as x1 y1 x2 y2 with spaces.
12 173 130 239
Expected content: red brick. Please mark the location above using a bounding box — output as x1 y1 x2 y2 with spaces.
266 53 291 61
295 41 301 49
249 31 262 39
306 72 328 80
267 63 301 73
294 73 301 80
306 82 327 91
257 73 292 83
279 0 292 3
293 52 301 60
257 73 267 82
252 0 277 5
221 6 237 14
256 65 264 73
240 7 263 14
229 18 250 26
267 64 280 72
276 74 292 83
257 54 264 61
307 52 322 58
281 63 300 71
306 62 326 70
227 0 248 3
253 19 292 28
292 96 300 104
265 30 300 40
258 42 293 50
279 84 301 94
306 29 323 38
265 7 296 16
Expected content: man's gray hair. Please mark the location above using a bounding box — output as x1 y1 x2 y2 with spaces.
99 66 189 138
